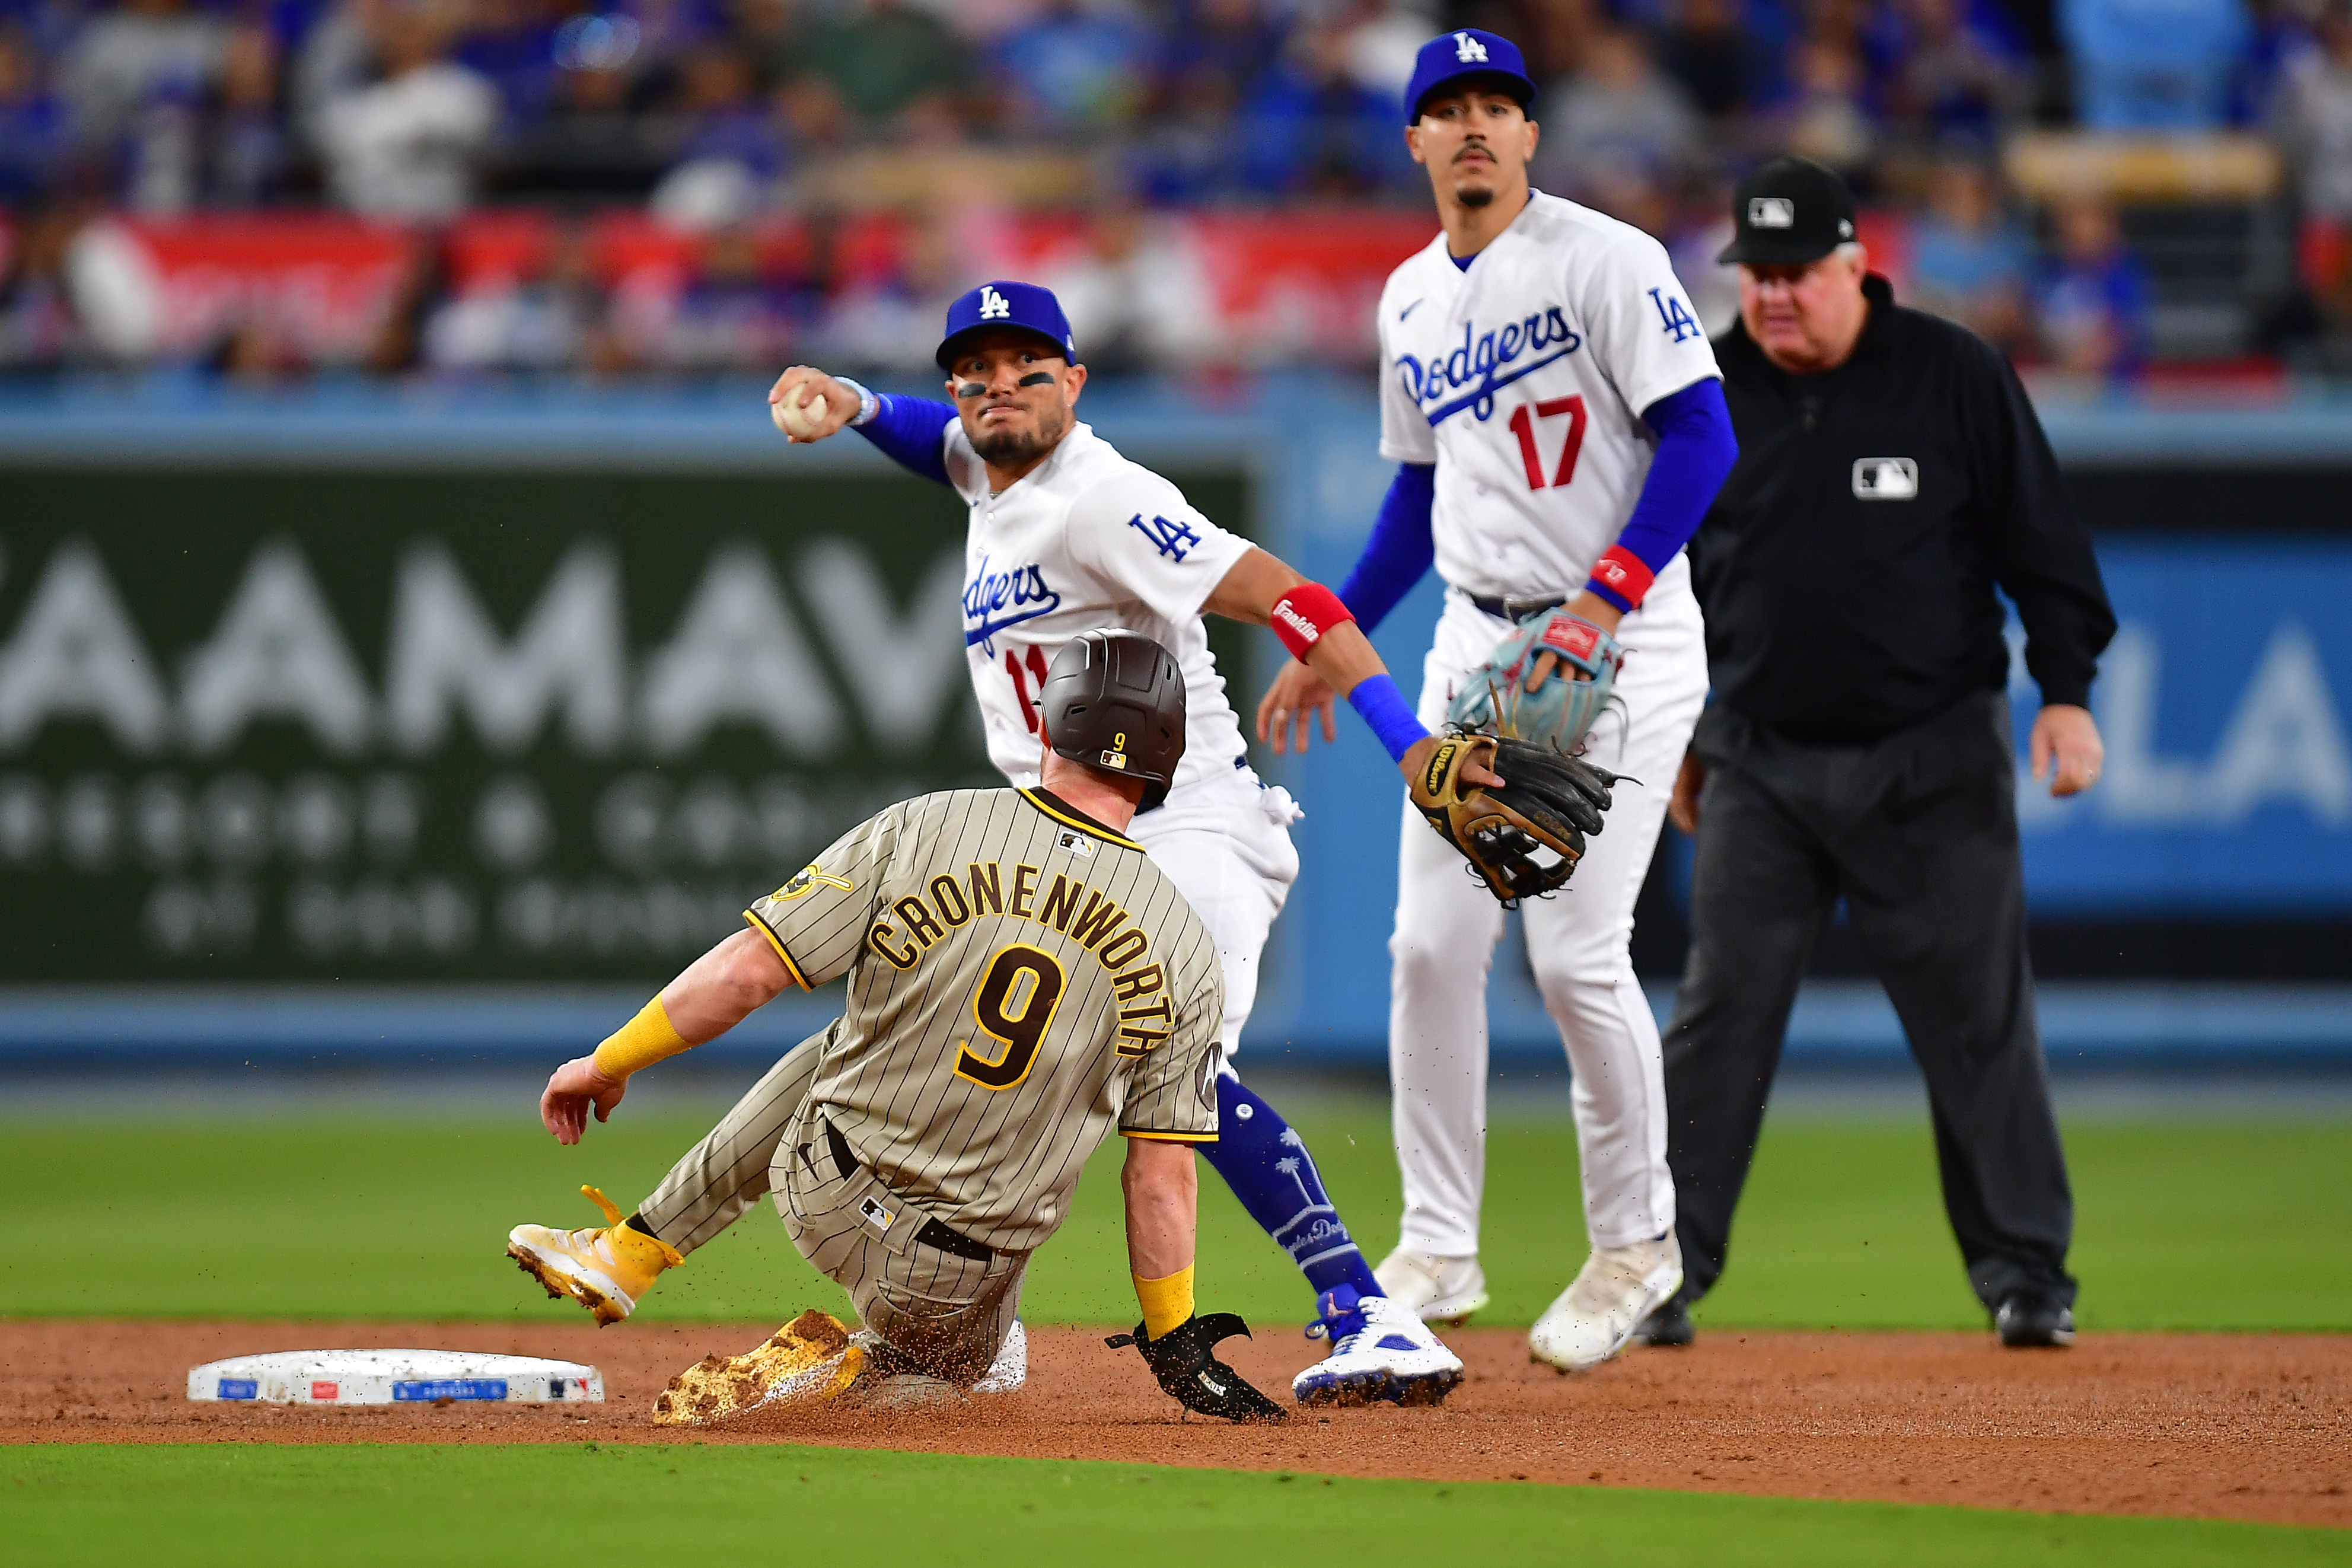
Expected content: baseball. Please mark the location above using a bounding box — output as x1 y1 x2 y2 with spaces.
771 387 826 439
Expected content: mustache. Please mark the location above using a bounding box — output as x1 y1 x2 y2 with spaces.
1452 140 1494 164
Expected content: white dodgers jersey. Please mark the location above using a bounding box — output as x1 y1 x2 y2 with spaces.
938 418 1253 798
1378 191 1722 598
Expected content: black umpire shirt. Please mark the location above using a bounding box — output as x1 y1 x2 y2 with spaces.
1691 274 2116 745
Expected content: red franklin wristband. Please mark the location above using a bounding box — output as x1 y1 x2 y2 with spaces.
1269 582 1354 662
1585 546 1656 611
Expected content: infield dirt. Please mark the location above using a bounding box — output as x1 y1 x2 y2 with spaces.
7 1319 2343 1529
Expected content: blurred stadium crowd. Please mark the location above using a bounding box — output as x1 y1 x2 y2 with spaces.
1 0 2350 384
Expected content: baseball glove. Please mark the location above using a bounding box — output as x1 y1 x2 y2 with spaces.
1106 1312 1287 1422
1446 607 1624 754
1408 730 1618 906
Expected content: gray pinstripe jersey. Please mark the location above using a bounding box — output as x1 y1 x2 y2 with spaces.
743 786 1223 1253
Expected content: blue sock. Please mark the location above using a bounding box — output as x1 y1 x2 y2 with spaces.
1199 1075 1384 1301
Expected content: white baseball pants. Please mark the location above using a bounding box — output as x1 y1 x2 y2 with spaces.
1130 762 1302 1055
1390 555 1708 1256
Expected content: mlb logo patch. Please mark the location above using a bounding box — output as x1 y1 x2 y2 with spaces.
1852 458 1919 500
1541 620 1601 661
1749 197 1796 229
1055 828 1095 858
858 1196 896 1234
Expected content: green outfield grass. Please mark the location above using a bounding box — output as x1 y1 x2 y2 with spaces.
5 1444 2338 1568
4 1094 2346 1331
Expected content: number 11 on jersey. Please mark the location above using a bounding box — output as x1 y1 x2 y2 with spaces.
1005 646 1050 732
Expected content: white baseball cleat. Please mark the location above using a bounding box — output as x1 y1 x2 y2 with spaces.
971 1318 1027 1394
1373 1247 1491 1324
1292 1287 1465 1407
1528 1232 1684 1372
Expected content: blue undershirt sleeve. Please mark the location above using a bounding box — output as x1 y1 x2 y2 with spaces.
852 393 957 487
1336 462 1435 633
1591 378 1737 613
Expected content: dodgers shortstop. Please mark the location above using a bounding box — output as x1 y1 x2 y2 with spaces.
1260 28 1739 1371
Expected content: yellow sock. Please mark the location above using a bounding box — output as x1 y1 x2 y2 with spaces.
586 1187 684 1269
1133 1265 1195 1340
615 1219 684 1271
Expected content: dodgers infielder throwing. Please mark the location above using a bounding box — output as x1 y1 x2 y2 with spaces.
1261 29 1739 1371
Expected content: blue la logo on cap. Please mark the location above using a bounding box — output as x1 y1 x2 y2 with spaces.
1403 28 1536 123
938 281 1080 370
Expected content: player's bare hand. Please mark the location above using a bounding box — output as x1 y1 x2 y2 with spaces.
1257 661 1338 754
2031 703 2103 797
766 366 858 443
1668 750 1705 834
1401 733 1504 791
541 1055 627 1145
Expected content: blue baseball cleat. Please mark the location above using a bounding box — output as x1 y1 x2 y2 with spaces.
1290 1285 1465 1408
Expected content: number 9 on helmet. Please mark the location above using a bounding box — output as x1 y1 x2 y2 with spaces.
1040 630 1187 809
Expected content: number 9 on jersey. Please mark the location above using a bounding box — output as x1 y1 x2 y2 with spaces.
954 944 1067 1090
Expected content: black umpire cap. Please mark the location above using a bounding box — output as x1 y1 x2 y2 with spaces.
1717 157 1859 266
1041 630 1186 809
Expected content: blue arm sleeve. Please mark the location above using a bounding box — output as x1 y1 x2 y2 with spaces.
1336 462 1435 633
852 394 957 487
1590 378 1738 613
1628 380 1738 571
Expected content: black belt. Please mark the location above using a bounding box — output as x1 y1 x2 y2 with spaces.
819 1117 995 1263
1468 591 1567 623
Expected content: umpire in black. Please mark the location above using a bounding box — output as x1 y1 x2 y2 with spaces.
1642 158 2117 1350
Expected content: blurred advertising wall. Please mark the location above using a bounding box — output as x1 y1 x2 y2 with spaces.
0 464 1242 983
2007 539 2352 913
1 388 2346 1062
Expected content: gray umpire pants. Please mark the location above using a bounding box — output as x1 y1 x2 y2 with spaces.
637 1034 1027 1382
1662 692 2077 1313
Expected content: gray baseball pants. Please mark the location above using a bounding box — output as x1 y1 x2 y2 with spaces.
635 1035 1025 1382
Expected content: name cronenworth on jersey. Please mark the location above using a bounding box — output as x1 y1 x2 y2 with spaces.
1378 189 1722 599
744 783 1227 1253
852 847 1179 1062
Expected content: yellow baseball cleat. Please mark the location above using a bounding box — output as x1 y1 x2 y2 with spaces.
506 1185 683 1326
654 1311 869 1425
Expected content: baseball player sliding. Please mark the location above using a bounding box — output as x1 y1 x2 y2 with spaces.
535 633 1285 1417
1260 29 1739 1371
511 281 1603 1405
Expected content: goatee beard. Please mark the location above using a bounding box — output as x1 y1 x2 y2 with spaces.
1459 186 1494 209
973 404 1070 465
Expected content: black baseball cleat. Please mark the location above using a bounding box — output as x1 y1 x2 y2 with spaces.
1629 1298 1695 1347
1995 1295 2076 1348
